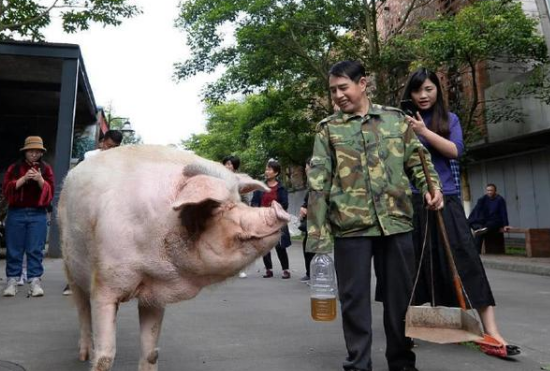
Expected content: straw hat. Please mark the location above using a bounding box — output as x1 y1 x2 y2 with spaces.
20 136 47 152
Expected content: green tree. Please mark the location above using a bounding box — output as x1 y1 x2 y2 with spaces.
182 90 314 179
175 0 431 177
177 0 368 107
177 0 547 169
404 0 547 140
0 0 141 41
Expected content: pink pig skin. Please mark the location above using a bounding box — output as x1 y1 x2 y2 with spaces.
58 145 290 371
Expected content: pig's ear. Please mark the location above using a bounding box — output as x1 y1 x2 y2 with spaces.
182 163 210 178
172 175 230 210
236 173 269 194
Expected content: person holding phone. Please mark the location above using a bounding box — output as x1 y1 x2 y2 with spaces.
2 136 54 297
402 68 519 357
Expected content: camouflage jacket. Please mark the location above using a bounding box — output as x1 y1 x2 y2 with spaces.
306 103 441 253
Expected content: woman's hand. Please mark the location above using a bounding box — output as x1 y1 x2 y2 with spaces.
424 189 444 210
405 112 428 136
299 207 307 219
15 169 34 189
28 168 45 188
406 112 459 159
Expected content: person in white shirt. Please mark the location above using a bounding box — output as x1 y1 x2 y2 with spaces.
84 130 123 160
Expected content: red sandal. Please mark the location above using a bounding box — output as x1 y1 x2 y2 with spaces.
475 334 521 358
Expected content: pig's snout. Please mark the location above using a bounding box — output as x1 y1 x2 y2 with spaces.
270 201 290 222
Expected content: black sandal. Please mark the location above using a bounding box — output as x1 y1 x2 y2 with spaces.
506 344 521 357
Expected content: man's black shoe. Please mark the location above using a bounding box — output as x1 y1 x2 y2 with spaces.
390 367 419 371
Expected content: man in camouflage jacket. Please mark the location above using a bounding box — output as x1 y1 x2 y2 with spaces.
306 61 443 371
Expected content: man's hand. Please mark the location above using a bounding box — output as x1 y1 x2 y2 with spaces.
503 226 512 232
424 189 444 210
299 207 307 219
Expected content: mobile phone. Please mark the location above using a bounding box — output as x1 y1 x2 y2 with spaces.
400 99 418 117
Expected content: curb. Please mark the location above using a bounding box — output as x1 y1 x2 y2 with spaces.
481 258 550 277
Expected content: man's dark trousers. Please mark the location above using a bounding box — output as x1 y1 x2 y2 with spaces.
471 220 503 254
334 233 416 371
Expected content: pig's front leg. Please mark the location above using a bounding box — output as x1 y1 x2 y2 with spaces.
138 304 165 371
90 298 119 371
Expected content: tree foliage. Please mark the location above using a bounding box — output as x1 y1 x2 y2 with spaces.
175 0 374 105
177 0 548 172
175 0 403 175
0 0 141 40
400 0 547 140
182 90 314 179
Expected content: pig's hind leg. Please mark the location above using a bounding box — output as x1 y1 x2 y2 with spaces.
138 303 165 371
70 282 93 361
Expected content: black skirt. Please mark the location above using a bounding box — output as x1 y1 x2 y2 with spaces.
411 194 495 309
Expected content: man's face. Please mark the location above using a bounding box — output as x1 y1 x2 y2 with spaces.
329 75 367 114
485 186 496 199
102 138 120 150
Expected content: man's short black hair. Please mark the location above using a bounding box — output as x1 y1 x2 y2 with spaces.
222 155 241 171
328 60 366 83
486 183 497 191
104 130 123 145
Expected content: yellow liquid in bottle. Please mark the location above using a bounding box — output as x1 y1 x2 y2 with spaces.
311 296 337 321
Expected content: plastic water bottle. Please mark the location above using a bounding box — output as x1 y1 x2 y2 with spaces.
310 253 337 321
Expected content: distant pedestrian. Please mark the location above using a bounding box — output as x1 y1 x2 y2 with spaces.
468 183 511 253
84 129 123 159
251 159 292 279
402 68 519 357
2 136 54 297
222 154 250 278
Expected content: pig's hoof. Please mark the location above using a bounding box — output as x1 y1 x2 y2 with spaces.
93 356 114 371
146 348 159 364
78 342 92 361
139 350 159 371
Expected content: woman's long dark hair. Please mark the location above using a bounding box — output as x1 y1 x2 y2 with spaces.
402 68 450 138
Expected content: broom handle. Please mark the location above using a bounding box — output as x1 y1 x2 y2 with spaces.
418 150 467 310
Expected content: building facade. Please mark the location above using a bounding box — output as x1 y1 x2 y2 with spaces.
467 0 550 228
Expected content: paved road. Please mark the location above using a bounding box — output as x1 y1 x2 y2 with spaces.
0 243 548 371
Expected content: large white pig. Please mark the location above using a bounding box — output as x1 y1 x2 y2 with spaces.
58 145 290 371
